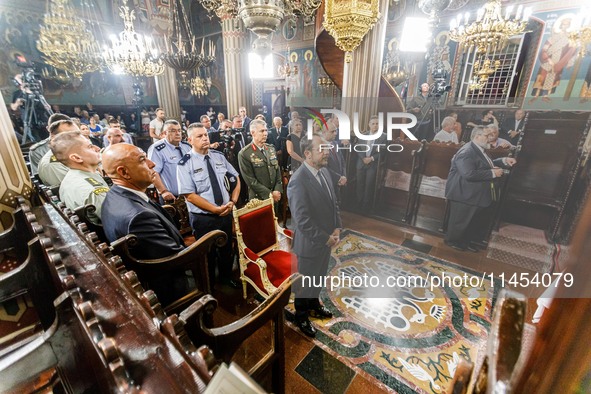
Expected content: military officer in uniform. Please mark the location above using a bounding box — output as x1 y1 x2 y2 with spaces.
148 120 192 203
38 119 80 187
50 131 108 223
238 119 282 203
29 113 71 175
177 123 241 289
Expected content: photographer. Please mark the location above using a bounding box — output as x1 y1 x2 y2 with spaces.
407 82 432 141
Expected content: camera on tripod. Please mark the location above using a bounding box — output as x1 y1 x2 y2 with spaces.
13 55 43 94
429 69 451 97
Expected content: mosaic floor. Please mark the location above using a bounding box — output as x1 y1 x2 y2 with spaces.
287 229 502 393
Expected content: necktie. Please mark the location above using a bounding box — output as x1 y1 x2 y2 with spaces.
204 155 223 205
175 146 183 159
317 171 332 200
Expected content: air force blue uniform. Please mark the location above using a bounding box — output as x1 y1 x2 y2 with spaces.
149 139 192 196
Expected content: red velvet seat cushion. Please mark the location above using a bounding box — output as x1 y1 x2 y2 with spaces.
238 205 277 254
243 250 295 295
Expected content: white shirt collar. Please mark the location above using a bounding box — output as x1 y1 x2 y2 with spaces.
119 185 149 202
303 161 320 179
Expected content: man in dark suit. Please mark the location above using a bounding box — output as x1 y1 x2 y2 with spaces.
287 134 341 338
101 143 188 305
500 109 525 146
444 126 517 252
355 115 386 209
322 119 347 202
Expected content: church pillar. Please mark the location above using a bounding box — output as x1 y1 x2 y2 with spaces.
341 0 389 129
0 94 34 230
155 66 182 121
220 16 251 117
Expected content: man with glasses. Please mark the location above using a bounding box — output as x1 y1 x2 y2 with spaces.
148 120 192 203
444 126 516 252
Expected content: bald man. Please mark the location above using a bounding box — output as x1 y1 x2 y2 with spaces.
101 143 188 306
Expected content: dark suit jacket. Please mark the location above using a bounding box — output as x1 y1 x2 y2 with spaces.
102 185 185 259
327 141 346 184
355 135 387 170
287 165 341 258
268 126 288 152
500 117 525 145
445 142 506 208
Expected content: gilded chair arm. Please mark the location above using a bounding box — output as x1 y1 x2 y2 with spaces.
276 225 293 239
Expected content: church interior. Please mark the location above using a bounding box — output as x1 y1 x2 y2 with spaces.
1 0 591 392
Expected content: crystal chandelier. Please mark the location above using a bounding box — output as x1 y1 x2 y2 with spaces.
278 49 298 79
468 57 500 91
190 75 212 98
569 11 591 57
449 0 531 53
323 0 381 63
161 0 215 87
104 6 165 77
37 0 103 79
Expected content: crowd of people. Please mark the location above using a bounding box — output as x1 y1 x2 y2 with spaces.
21 97 527 337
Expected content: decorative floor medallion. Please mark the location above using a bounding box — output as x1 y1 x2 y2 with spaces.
287 229 501 393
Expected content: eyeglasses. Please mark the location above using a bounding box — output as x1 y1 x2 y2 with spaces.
168 129 182 133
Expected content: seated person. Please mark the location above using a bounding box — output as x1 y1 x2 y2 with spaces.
38 120 79 187
29 113 71 175
486 124 513 148
433 116 459 143
101 143 189 305
466 110 498 130
51 131 108 223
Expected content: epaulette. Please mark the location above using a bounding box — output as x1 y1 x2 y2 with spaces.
50 155 58 163
181 141 191 147
154 141 166 151
30 138 49 151
209 149 224 157
178 153 191 165
85 177 103 187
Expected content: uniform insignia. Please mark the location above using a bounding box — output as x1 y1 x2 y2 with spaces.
193 168 204 174
155 143 166 151
92 187 110 195
50 155 58 162
178 153 191 165
85 177 102 186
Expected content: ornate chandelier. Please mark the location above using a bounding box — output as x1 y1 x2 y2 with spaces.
323 0 380 63
468 57 500 91
104 6 165 77
161 0 215 87
199 0 321 54
37 0 103 79
190 76 212 98
449 0 531 53
569 12 591 57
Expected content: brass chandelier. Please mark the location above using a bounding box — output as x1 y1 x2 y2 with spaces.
569 12 591 57
37 0 103 79
199 0 321 55
323 0 380 62
104 6 165 77
449 0 531 53
190 75 212 98
162 0 215 87
468 57 500 91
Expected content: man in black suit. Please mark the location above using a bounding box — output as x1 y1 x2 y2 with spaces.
321 120 347 202
500 109 525 146
287 134 341 338
268 116 289 170
101 143 189 305
444 126 517 252
355 115 386 209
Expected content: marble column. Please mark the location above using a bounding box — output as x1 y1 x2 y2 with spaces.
220 15 251 117
341 0 389 129
0 94 34 230
155 66 182 121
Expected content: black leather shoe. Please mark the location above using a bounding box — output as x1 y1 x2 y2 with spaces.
296 318 316 338
444 241 466 251
309 305 333 319
465 245 479 253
